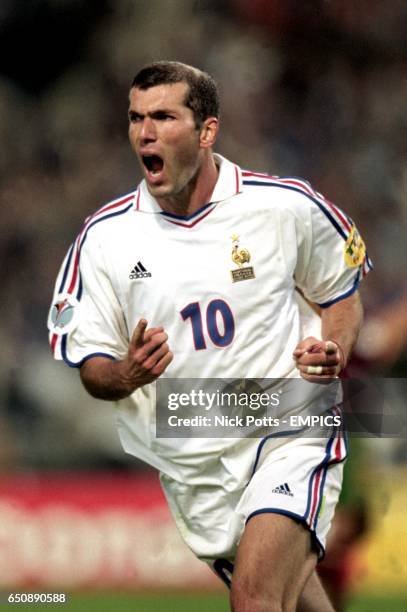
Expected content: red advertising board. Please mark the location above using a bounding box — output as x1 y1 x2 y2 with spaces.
0 472 218 589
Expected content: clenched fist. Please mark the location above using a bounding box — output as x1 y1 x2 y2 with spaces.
293 337 345 384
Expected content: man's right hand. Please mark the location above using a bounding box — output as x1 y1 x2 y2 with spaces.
121 318 173 389
79 318 173 401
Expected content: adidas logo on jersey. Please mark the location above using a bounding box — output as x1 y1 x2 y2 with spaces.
272 483 294 497
129 261 152 279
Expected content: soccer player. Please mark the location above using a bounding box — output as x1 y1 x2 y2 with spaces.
48 61 371 611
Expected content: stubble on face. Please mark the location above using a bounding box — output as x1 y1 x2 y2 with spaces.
128 83 204 208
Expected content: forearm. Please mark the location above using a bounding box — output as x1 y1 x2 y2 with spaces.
79 320 173 401
321 291 363 365
80 357 136 401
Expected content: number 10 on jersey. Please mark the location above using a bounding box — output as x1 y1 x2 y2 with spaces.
180 299 235 350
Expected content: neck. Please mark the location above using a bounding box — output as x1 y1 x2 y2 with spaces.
157 153 219 217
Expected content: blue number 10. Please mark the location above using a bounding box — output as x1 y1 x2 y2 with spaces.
180 299 235 350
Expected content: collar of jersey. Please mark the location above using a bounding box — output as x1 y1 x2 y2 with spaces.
135 154 242 221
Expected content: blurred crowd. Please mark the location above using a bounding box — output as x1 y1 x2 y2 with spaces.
0 0 406 471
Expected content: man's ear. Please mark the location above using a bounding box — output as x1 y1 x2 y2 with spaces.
199 117 219 149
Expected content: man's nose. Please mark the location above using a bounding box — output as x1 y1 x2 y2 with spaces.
140 116 157 143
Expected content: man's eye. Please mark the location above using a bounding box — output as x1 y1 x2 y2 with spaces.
156 113 175 121
129 114 142 123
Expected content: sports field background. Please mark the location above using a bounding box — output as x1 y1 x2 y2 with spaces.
41 592 407 611
3 593 407 612
0 2 406 611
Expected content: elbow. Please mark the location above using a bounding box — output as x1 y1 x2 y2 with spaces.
79 356 127 401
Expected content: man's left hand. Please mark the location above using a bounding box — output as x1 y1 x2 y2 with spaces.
293 336 344 383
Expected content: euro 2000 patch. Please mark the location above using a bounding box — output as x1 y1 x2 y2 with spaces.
48 293 80 335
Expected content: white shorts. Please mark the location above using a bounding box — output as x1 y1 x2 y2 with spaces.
160 425 347 584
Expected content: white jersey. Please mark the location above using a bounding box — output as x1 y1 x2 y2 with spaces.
48 154 371 485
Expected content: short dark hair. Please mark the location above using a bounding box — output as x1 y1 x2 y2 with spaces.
131 61 219 127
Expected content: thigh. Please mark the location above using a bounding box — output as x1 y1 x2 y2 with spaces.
231 512 317 611
235 433 347 561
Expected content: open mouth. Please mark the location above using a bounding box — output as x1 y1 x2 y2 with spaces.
142 154 164 177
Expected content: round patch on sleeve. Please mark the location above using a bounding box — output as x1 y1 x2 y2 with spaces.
48 293 81 335
344 225 366 268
